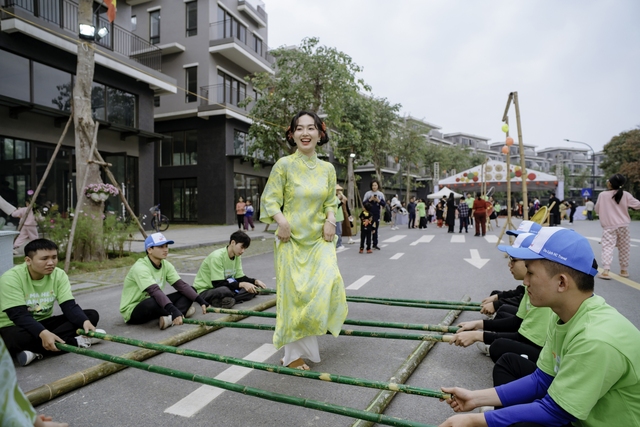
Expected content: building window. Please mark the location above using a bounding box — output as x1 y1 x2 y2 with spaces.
217 71 246 108
154 96 160 107
217 6 246 43
185 67 197 103
150 10 160 44
131 15 137 31
159 179 198 222
234 130 247 155
0 49 30 102
160 130 198 166
253 35 262 56
186 2 197 37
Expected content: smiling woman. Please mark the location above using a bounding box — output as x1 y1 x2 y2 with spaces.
260 111 347 371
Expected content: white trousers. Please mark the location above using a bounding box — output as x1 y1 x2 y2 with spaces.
282 335 320 366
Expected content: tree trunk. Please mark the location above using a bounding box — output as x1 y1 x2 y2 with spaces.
72 0 105 261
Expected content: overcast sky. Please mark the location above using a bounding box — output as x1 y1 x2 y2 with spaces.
265 0 639 153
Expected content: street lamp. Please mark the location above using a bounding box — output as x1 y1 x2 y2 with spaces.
563 139 595 193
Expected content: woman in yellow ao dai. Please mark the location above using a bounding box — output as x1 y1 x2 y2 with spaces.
260 111 348 370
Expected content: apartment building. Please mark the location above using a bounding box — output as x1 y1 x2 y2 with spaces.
537 147 605 194
130 0 273 224
0 0 176 220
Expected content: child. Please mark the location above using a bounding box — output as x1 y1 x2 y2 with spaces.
359 202 375 254
244 200 255 231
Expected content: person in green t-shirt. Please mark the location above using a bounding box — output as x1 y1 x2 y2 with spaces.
416 199 427 229
120 233 209 330
440 227 640 427
193 231 266 309
0 239 102 366
0 337 68 426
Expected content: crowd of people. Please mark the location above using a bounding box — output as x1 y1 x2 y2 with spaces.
1 110 639 426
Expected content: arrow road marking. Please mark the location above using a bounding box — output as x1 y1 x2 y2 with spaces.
410 235 435 246
464 249 490 269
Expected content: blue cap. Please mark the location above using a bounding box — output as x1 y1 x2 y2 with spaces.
498 232 536 252
506 220 542 236
144 232 174 251
504 227 598 276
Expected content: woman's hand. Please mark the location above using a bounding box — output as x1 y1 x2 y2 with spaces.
323 220 336 242
275 218 291 243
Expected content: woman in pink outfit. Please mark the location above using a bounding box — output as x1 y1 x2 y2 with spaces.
595 173 640 279
11 206 39 249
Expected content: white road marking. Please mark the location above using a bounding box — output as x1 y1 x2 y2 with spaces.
165 344 278 417
383 235 406 243
346 275 375 290
188 255 207 260
464 249 490 269
451 235 465 243
168 254 191 258
178 273 197 276
410 235 435 246
390 253 404 260
336 246 349 253
484 235 501 243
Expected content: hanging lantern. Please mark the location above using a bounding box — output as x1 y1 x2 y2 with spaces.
506 137 514 146
502 124 509 133
501 145 509 154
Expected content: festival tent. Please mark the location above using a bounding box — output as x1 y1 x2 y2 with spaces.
437 160 559 193
426 186 463 199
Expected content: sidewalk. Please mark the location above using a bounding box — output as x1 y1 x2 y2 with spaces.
68 222 275 292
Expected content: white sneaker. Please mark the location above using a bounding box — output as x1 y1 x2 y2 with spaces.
185 306 196 318
75 335 93 348
17 350 43 366
159 314 173 330
89 329 106 345
476 342 491 356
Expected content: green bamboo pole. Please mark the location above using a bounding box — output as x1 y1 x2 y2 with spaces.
344 298 481 312
57 343 436 427
26 298 276 406
351 297 468 427
79 330 450 400
182 319 454 343
207 307 460 334
258 288 481 307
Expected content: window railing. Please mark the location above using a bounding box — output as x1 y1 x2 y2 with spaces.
199 84 256 110
208 20 274 66
3 0 162 71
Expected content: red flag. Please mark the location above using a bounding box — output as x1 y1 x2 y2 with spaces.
105 0 116 23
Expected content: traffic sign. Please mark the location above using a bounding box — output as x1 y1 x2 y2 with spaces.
581 188 593 198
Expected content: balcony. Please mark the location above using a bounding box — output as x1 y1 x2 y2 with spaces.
208 20 275 75
237 0 266 28
198 84 255 124
2 0 162 71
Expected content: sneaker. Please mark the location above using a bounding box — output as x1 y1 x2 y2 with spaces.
75 335 92 348
17 350 43 366
159 314 173 330
359 248 364 253
476 342 491 356
366 249 372 253
373 246 381 250
185 306 196 318
221 297 236 309
88 329 106 345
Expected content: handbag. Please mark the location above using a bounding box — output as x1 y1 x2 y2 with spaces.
582 210 587 216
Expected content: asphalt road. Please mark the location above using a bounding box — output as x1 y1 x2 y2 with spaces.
15 219 640 427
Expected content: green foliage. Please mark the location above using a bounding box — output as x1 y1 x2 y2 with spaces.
423 144 487 177
394 118 432 195
600 128 640 198
243 37 371 163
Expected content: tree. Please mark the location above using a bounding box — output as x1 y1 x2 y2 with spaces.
422 144 486 179
244 37 370 162
71 0 107 261
394 118 432 198
600 128 640 198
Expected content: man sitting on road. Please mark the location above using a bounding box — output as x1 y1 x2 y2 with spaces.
193 230 266 309
120 233 209 330
439 227 640 427
0 239 103 366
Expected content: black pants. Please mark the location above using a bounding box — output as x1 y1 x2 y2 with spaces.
569 209 575 223
489 337 542 364
0 310 99 357
419 217 427 229
459 216 468 232
372 218 380 247
408 213 416 228
237 214 245 229
360 228 372 250
127 293 193 325
200 287 235 306
495 304 519 318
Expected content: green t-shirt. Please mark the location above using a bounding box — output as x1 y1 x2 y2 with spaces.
120 256 181 322
0 264 74 329
537 295 640 426
335 200 345 222
0 338 36 426
465 197 474 209
416 202 426 217
193 247 245 294
515 290 553 347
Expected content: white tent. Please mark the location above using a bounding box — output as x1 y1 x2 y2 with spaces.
438 160 559 193
427 186 463 200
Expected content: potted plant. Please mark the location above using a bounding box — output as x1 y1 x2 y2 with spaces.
85 183 119 202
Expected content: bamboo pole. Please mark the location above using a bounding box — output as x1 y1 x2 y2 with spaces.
182 319 454 342
257 288 481 307
17 114 74 232
64 123 99 271
206 307 460 334
26 298 276 406
79 330 450 400
513 92 529 219
351 298 467 427
56 343 436 427
342 298 481 312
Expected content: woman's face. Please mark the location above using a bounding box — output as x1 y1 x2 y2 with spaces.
293 115 319 156
371 182 379 192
